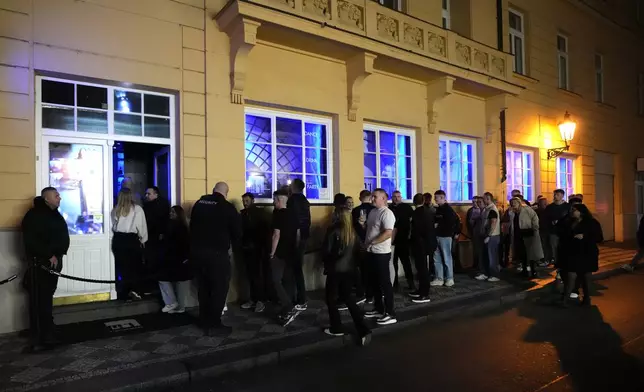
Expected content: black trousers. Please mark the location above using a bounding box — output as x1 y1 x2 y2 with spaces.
194 251 231 327
325 271 370 337
392 240 414 287
563 272 590 302
500 234 511 268
452 238 463 271
27 260 60 345
112 232 143 299
291 239 308 305
271 256 293 315
242 246 266 303
413 243 434 297
370 252 395 317
355 250 369 299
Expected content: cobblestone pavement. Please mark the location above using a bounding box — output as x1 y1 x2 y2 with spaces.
0 243 635 391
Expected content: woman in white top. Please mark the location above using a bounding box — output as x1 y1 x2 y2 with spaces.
112 188 148 301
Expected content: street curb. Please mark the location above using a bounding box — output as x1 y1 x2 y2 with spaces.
38 264 632 392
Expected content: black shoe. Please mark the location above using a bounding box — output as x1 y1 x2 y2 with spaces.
208 325 232 336
337 303 349 311
407 290 421 298
581 298 591 307
411 296 431 304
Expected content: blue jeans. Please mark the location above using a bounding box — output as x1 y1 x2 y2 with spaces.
482 236 501 278
433 237 454 281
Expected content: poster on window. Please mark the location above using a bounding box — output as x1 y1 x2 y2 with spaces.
48 143 104 235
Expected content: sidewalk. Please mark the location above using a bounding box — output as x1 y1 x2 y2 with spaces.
0 243 636 392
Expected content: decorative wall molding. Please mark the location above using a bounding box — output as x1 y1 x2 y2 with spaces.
219 16 261 104
346 52 377 122
427 76 455 134
485 93 510 143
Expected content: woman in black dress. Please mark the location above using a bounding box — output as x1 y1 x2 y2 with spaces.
157 206 192 313
556 204 603 306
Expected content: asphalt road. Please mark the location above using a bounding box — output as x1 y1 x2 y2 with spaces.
169 272 644 392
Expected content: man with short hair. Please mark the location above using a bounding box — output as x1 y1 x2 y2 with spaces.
363 189 397 325
287 179 311 310
143 186 170 290
432 190 458 287
190 182 242 336
408 193 436 303
22 187 70 350
270 189 300 326
545 189 569 267
475 192 502 282
389 190 415 291
511 189 531 206
240 193 270 313
353 190 375 303
466 196 483 270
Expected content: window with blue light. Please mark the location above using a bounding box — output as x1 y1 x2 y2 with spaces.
439 135 476 202
506 148 534 202
245 109 331 202
363 126 414 200
556 157 574 198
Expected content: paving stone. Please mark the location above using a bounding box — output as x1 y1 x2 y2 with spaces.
62 358 106 372
153 343 189 355
10 367 56 384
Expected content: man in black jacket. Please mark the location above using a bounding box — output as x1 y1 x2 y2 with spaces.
352 190 375 303
22 187 70 350
287 179 311 310
240 193 270 312
431 190 458 287
408 193 436 303
545 189 569 268
190 182 242 336
143 186 170 292
389 190 415 291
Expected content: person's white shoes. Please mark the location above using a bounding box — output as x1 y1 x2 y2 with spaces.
475 274 488 281
487 277 500 282
444 279 455 287
570 293 579 299
621 264 635 272
430 279 444 287
168 306 185 314
162 303 178 313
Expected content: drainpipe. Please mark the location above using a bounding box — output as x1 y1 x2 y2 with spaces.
496 0 503 51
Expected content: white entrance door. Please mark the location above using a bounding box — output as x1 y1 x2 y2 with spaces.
595 151 615 241
41 137 114 299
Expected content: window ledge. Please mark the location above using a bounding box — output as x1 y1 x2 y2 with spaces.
512 72 540 85
595 101 616 110
558 88 582 99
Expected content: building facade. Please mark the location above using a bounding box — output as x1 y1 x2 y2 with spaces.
0 0 642 334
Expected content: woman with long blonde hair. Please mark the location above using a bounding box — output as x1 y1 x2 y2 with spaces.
111 188 148 301
323 204 371 346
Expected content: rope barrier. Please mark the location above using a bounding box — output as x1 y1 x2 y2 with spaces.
0 275 17 285
38 264 118 284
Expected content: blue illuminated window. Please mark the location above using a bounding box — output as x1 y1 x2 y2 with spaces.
506 148 534 202
556 157 574 198
439 135 476 202
244 109 332 202
363 126 415 200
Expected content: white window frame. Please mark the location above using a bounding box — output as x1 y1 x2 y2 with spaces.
442 0 451 29
638 72 644 116
505 147 535 202
595 53 604 102
439 134 478 203
557 34 570 90
556 156 575 198
509 9 526 75
244 107 334 204
375 0 402 11
363 124 417 202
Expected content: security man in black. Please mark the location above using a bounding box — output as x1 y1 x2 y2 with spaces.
190 182 242 336
22 187 70 350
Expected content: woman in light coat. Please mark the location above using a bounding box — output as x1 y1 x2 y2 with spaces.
509 197 544 278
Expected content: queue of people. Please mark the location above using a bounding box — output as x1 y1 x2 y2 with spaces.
21 179 605 351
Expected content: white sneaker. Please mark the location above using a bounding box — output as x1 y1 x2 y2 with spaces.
324 328 345 337
376 315 398 325
364 310 384 319
475 274 488 281
516 266 524 273
570 293 579 299
221 304 228 316
622 264 635 272
162 303 178 313
444 279 455 287
430 279 444 287
487 277 500 282
168 307 185 314
241 301 255 310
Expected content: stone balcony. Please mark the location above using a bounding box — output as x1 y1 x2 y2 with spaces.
218 0 516 85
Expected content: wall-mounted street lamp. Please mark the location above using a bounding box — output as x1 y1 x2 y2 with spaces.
547 111 576 160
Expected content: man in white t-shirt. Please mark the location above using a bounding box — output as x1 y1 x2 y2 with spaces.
361 188 397 326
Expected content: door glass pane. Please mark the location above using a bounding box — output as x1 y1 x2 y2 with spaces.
77 85 107 110
379 131 396 154
77 109 108 134
42 107 74 130
42 80 74 106
276 117 302 145
48 143 104 235
114 113 142 136
144 117 170 138
144 94 170 116
114 90 142 113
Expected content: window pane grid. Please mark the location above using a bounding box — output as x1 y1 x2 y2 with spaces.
363 127 415 200
556 157 574 197
505 149 534 201
440 136 476 202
